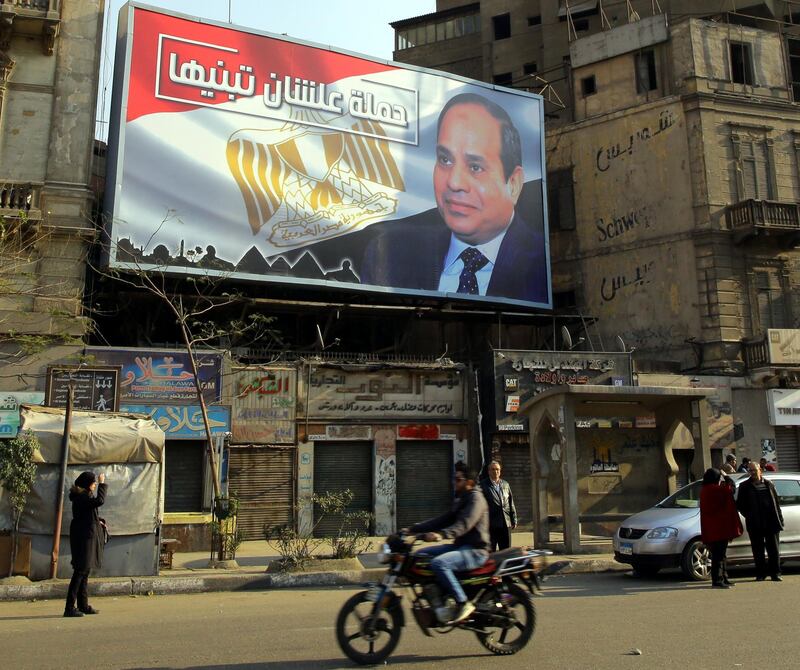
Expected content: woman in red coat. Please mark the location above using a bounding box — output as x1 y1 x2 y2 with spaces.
700 468 743 588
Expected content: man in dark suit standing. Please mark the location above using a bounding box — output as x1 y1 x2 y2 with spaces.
736 460 784 582
359 92 548 305
480 460 517 551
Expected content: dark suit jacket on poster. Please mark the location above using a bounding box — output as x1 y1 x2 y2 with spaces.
359 207 548 305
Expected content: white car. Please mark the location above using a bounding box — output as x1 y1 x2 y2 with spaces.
613 472 800 580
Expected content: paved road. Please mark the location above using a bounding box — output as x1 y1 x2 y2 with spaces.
1 568 797 669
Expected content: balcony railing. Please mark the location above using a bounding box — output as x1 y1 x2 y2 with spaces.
742 337 770 369
0 0 60 54
727 199 800 245
743 329 800 369
0 181 43 219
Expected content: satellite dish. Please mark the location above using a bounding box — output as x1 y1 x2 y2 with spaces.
316 324 325 350
560 326 573 351
616 335 627 353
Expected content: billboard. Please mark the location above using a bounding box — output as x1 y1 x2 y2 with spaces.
105 4 550 309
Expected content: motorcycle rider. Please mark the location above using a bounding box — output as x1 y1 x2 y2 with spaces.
405 463 490 625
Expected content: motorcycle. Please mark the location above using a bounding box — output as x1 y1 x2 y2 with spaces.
335 534 555 665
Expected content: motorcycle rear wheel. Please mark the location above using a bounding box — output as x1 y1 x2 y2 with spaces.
475 583 536 655
336 590 403 665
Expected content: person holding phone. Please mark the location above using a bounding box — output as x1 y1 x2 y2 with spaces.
64 471 107 617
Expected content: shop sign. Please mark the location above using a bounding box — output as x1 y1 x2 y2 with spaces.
0 392 45 437
767 329 800 365
120 404 231 439
303 368 464 420
492 350 632 432
397 424 440 440
230 367 296 444
46 367 121 412
85 347 222 404
767 389 800 426
635 415 657 428
498 424 525 432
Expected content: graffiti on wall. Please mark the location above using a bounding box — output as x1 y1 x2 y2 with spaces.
596 208 651 244
595 110 677 173
375 455 396 536
600 260 656 302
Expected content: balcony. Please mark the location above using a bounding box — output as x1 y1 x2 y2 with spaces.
727 199 800 247
0 0 60 55
0 181 43 220
743 329 800 369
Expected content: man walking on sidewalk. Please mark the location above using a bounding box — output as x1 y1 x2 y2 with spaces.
480 460 517 551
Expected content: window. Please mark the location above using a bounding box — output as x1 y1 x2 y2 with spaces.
635 50 658 93
730 42 754 85
773 479 800 506
493 72 513 87
548 168 576 231
788 39 800 100
738 139 772 200
581 75 596 96
523 61 538 76
754 269 787 331
528 15 542 26
573 18 590 32
658 481 703 509
492 13 511 40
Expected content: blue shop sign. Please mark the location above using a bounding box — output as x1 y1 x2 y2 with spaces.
121 404 231 439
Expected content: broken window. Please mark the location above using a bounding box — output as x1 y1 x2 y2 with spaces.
730 42 754 85
492 13 511 40
581 75 596 97
635 50 658 93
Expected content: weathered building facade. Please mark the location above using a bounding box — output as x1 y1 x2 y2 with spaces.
0 0 103 384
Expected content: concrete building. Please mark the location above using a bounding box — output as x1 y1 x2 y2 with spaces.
0 0 104 387
392 3 800 482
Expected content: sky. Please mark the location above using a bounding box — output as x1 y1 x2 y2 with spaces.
96 0 435 140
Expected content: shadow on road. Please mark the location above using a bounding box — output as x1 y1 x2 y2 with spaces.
125 652 489 670
0 614 64 622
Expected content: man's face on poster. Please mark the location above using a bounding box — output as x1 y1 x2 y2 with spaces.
433 103 523 245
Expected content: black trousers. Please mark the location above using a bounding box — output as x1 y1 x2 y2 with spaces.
489 526 512 552
708 540 729 585
65 569 90 611
749 531 780 577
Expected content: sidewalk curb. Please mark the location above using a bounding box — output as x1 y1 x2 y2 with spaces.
0 561 627 602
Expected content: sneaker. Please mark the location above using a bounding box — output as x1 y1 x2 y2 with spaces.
79 606 100 614
434 605 453 623
63 609 84 618
449 601 476 624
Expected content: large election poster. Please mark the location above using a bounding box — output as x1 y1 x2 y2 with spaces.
105 3 550 308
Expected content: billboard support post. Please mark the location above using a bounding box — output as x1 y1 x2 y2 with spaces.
50 384 73 580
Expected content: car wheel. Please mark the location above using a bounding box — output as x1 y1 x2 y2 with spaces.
631 565 660 578
681 539 711 581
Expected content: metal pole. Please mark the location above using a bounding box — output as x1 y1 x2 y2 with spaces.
50 385 73 580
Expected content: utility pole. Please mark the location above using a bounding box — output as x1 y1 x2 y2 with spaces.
50 383 74 579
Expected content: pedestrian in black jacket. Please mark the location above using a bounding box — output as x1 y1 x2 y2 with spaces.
736 462 784 582
64 470 107 617
480 460 517 551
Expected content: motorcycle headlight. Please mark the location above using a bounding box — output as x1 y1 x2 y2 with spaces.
377 542 393 564
646 527 678 540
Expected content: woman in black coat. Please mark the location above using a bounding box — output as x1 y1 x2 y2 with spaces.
64 471 107 617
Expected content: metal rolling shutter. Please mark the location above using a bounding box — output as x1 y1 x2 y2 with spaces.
313 442 373 537
228 447 294 540
164 440 205 512
498 443 533 528
775 427 800 472
396 441 453 530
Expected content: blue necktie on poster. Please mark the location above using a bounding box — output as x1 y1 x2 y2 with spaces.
457 247 489 294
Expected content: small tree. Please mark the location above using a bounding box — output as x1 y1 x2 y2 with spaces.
0 429 39 577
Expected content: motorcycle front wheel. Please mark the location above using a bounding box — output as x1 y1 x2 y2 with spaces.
335 590 403 665
475 582 536 655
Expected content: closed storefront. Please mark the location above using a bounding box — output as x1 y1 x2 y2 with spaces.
497 442 533 528
775 427 800 473
228 447 295 539
396 441 452 529
165 440 205 512
313 442 373 537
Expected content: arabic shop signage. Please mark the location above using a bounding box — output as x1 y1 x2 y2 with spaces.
767 389 800 426
46 367 121 412
0 392 45 437
492 350 633 432
85 347 222 404
121 404 231 439
230 367 296 444
301 368 464 420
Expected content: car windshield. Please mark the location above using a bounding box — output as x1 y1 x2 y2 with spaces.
656 481 703 508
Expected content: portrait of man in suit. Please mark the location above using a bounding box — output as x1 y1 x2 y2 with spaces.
359 91 548 304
